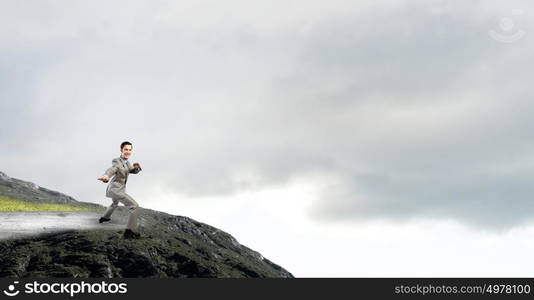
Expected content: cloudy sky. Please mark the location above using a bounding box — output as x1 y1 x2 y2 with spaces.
1 0 534 276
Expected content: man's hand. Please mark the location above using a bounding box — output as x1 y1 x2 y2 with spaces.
97 175 110 183
133 163 141 168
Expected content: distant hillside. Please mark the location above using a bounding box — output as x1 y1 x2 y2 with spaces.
0 171 99 210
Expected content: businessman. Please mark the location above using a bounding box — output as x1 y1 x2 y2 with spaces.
97 141 143 239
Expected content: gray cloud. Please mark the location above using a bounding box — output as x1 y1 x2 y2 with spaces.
1 0 533 230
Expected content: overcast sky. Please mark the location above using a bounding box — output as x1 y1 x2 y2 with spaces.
1 0 534 276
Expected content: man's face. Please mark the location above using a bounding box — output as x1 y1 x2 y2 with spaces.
121 145 133 159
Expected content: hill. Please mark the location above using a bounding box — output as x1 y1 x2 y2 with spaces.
0 171 293 278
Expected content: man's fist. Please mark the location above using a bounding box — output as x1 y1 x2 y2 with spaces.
133 163 141 168
97 176 110 183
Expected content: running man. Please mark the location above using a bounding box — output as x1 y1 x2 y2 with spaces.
97 141 143 239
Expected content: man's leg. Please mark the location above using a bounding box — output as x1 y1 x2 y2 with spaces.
101 198 119 219
115 192 140 233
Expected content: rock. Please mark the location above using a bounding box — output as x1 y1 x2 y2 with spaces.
0 170 294 278
0 211 293 278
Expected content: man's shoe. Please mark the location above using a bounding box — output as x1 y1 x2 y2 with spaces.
99 217 111 224
123 229 141 239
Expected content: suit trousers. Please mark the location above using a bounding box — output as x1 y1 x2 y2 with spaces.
102 191 140 231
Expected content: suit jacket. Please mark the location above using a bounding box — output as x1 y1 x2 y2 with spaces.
103 157 142 198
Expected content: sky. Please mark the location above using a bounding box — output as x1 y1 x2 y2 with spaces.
1 0 534 276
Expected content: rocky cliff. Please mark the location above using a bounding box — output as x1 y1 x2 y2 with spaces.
0 171 293 278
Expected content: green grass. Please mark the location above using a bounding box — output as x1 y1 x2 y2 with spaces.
0 196 96 212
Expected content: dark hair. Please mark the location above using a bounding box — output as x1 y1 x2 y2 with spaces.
120 141 133 150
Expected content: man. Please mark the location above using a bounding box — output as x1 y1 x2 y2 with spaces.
97 141 143 239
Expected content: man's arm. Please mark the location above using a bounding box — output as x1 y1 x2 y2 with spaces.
104 158 121 178
98 158 121 183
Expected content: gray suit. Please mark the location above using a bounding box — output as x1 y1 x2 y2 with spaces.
101 156 142 231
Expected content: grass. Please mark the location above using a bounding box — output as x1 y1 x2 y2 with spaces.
0 196 96 212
